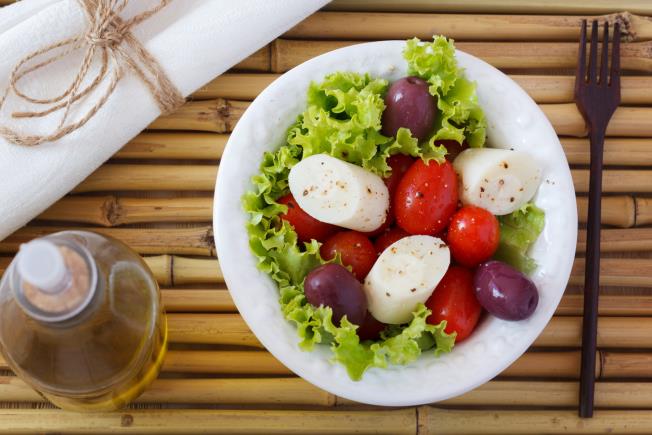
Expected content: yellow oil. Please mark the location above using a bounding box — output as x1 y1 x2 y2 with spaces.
0 231 167 412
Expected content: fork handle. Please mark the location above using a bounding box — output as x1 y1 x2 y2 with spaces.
579 127 606 418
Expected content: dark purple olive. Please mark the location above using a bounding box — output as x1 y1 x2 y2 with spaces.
474 261 539 321
356 311 386 341
381 76 437 141
304 264 367 325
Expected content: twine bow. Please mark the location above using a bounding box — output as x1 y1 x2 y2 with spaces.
0 0 184 147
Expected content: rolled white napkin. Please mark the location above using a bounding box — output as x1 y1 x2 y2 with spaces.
0 0 328 240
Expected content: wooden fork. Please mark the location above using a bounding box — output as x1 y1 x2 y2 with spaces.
575 19 621 419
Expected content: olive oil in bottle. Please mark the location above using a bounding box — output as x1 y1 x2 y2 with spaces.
0 231 167 412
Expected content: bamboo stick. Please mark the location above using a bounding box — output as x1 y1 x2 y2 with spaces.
144 255 647 290
577 228 652 253
74 164 217 193
39 196 213 226
153 314 652 349
577 196 635 228
115 133 226 160
4 348 652 380
0 227 215 256
561 138 652 166
418 408 652 435
115 132 652 168
558 294 652 316
149 99 250 133
192 74 278 100
233 46 271 72
0 377 333 406
193 74 652 105
639 197 652 226
161 350 290 375
144 99 652 140
271 39 652 73
503 351 582 378
0 409 416 435
286 12 652 42
161 289 233 312
572 169 652 193
168 314 262 347
12 375 652 409
144 255 223 286
140 378 334 406
326 0 652 15
440 381 652 408
513 76 652 105
535 317 652 348
143 255 173 286
70 164 652 194
36 194 647 228
0 257 10 277
168 256 223 285
571 256 652 289
15 224 649 258
145 99 652 140
543 104 652 137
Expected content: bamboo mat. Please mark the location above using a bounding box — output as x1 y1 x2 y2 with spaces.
1 2 652 434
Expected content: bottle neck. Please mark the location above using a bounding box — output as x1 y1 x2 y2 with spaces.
13 238 98 323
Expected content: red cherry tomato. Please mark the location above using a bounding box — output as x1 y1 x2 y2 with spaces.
425 266 481 342
356 312 386 341
438 140 469 162
362 155 414 238
321 231 377 281
447 205 500 267
384 154 415 194
394 159 459 235
278 194 337 243
374 227 409 254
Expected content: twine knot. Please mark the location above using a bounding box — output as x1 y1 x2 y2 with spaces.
0 0 184 147
86 19 125 47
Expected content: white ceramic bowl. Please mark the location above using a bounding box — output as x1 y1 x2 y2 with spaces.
214 41 577 406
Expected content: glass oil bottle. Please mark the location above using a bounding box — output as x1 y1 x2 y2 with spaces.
0 231 167 411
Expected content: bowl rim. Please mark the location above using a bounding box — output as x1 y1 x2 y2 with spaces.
214 40 578 406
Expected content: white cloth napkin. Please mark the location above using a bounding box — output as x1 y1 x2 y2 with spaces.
0 0 328 240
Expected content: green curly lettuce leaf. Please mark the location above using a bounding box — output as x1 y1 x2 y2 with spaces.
493 203 546 274
404 36 487 148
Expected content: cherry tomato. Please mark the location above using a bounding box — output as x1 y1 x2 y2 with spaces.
374 227 409 254
394 159 459 235
362 155 414 238
384 154 415 194
425 266 481 342
278 194 337 243
438 140 469 162
320 231 377 280
356 311 386 341
447 205 500 267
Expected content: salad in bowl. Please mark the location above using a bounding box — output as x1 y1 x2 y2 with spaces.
215 36 576 405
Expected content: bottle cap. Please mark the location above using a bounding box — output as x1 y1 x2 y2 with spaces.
17 240 68 292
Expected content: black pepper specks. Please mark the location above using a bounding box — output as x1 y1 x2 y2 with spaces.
510 197 515 202
385 292 391 297
410 288 416 293
302 189 308 196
